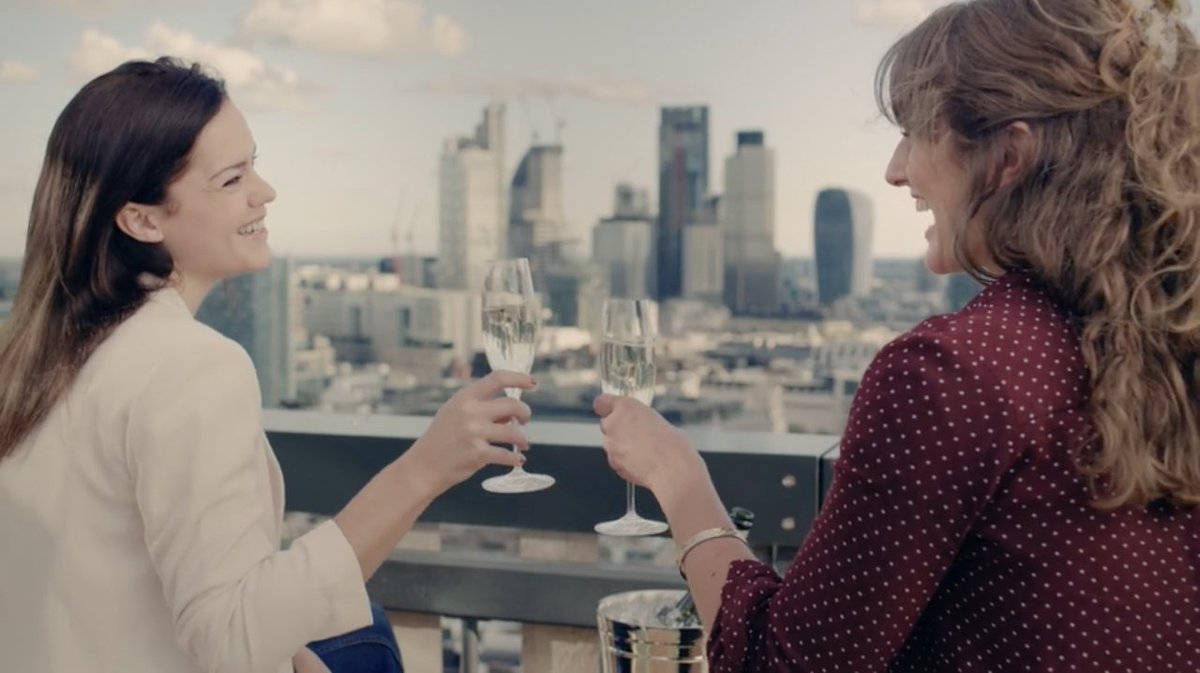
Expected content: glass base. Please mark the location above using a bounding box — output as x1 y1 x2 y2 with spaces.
482 468 556 494
594 512 669 537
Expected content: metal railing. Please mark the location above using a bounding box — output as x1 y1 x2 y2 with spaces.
266 410 840 670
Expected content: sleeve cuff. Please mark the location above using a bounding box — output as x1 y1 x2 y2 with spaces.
289 519 374 640
706 559 782 666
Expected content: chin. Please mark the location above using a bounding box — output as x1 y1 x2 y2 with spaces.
220 253 273 281
252 252 273 271
246 245 274 272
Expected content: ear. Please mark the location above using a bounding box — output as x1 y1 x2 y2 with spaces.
996 121 1036 190
115 202 165 244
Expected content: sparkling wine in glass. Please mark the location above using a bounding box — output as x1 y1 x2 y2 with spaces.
594 298 669 536
480 258 555 494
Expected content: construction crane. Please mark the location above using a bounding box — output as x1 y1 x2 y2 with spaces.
391 193 422 285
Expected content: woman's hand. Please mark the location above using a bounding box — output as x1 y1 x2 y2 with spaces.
335 371 537 583
399 370 535 498
594 393 744 628
593 393 704 500
292 647 330 673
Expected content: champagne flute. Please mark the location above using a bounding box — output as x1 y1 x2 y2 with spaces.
594 298 669 536
480 258 555 494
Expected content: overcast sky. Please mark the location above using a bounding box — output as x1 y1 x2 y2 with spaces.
3 0 1190 261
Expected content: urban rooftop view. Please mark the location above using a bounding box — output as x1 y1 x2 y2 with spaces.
4 0 1192 671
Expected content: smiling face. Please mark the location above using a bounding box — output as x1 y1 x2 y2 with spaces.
144 99 276 298
884 131 979 275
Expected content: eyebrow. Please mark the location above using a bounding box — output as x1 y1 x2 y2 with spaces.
209 145 258 180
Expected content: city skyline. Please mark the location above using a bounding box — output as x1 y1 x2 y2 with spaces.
5 1 1195 263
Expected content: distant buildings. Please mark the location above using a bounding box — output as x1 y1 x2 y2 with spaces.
592 184 654 300
508 144 569 288
682 196 723 303
0 258 19 322
438 104 506 292
542 262 609 331
946 272 984 311
656 106 710 301
299 269 483 382
813 188 874 305
0 93 987 438
197 258 297 407
722 130 780 314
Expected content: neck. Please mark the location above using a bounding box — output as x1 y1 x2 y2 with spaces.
169 274 215 316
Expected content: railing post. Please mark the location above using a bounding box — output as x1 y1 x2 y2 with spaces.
518 531 602 673
461 618 480 673
385 523 444 672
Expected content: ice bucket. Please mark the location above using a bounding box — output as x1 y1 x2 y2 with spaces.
597 589 706 672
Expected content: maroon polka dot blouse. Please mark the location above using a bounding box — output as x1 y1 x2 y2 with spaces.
707 272 1200 672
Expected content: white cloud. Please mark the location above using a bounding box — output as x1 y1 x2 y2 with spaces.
69 29 152 75
411 73 665 105
854 0 937 28
68 22 318 114
240 0 466 56
13 0 197 14
0 59 40 83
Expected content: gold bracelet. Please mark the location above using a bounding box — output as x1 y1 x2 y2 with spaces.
676 527 748 580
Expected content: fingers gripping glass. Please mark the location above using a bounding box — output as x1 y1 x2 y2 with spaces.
480 258 555 494
594 298 669 536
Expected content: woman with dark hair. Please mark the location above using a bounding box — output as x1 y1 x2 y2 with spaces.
0 58 534 673
595 0 1200 670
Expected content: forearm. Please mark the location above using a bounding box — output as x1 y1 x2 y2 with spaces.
333 452 439 582
657 459 757 626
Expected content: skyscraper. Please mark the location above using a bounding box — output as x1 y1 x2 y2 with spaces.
657 106 709 301
681 195 723 302
814 188 874 305
613 182 650 218
197 257 296 407
543 262 609 330
593 183 654 299
722 130 780 314
508 143 568 287
438 103 506 291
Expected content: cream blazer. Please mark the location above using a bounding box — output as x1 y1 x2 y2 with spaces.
0 288 372 673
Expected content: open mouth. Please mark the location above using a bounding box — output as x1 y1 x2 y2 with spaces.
238 220 265 236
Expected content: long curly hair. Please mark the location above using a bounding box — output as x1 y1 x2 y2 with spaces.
876 0 1200 508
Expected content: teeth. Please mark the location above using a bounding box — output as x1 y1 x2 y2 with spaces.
238 221 264 235
915 198 930 212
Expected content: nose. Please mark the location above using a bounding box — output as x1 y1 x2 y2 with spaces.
885 137 909 187
251 170 277 207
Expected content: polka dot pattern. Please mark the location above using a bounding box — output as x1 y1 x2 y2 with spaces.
706 272 1200 671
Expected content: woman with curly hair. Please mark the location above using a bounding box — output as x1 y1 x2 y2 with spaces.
595 1 1200 670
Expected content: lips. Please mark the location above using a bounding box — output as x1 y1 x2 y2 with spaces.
238 218 265 236
915 198 930 212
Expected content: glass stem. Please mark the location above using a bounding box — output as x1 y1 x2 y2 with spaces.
506 387 524 471
624 480 637 517
508 418 525 472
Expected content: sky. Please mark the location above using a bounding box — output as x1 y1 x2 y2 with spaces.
2 0 1193 262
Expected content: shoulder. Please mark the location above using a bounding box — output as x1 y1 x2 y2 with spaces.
90 292 258 397
876 272 1078 380
846 272 1083 462
945 271 1075 348
838 284 1033 485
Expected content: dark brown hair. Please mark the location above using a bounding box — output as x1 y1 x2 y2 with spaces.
0 57 226 460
